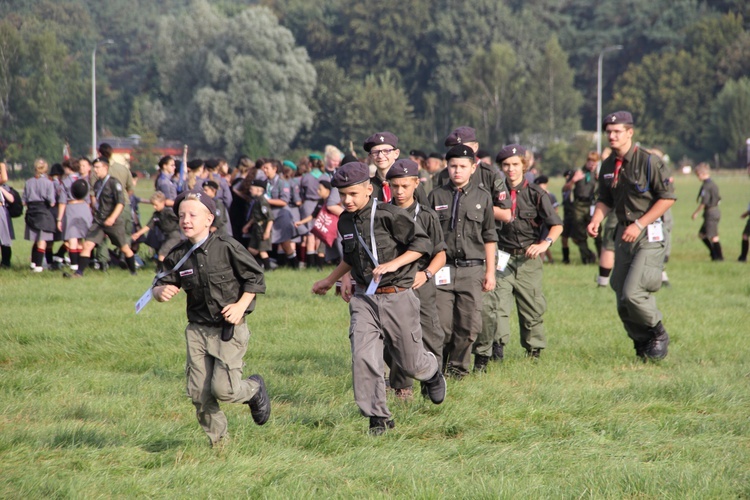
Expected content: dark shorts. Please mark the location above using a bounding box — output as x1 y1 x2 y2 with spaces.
744 218 750 237
700 208 720 239
247 225 271 252
86 221 129 248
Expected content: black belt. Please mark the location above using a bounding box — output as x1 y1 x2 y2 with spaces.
453 259 484 267
498 247 528 256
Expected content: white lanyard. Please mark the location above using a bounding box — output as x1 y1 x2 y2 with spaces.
354 199 379 267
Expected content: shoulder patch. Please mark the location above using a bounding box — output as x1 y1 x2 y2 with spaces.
342 233 354 240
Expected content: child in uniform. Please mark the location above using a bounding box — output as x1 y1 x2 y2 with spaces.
242 179 275 270
691 162 722 261
130 192 183 270
23 159 56 272
153 188 270 447
202 180 231 236
312 161 446 435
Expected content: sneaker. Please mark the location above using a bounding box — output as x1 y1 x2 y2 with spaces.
32 266 43 273
645 323 669 360
491 342 504 362
369 416 395 436
246 375 271 425
473 354 490 373
29 262 36 269
423 368 446 405
394 387 413 401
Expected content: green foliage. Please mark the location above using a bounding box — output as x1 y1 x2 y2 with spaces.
708 78 750 166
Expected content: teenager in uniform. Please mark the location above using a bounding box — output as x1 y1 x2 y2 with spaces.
243 179 275 270
364 132 429 206
59 164 92 272
383 159 447 399
437 127 503 197
564 152 599 264
262 159 299 269
23 159 56 272
475 145 563 368
311 162 446 435
153 189 270 447
155 155 178 206
202 180 231 236
588 111 676 361
97 143 135 234
533 175 557 263
691 163 722 261
428 145 497 378
68 158 138 277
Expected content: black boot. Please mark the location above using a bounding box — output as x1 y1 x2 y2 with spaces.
1 245 10 268
491 342 504 362
645 322 669 360
287 253 299 269
369 416 395 436
739 240 749 262
473 354 490 373
562 246 570 264
712 241 723 261
701 237 713 259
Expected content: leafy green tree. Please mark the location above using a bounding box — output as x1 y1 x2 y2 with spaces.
708 77 750 166
155 1 316 159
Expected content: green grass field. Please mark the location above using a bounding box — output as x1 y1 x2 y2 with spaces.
1 174 749 498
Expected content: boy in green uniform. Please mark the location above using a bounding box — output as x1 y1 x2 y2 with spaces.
153 189 270 446
475 145 563 368
312 162 446 435
564 151 599 264
242 179 274 270
691 163 723 261
130 191 182 270
588 111 676 361
429 145 497 378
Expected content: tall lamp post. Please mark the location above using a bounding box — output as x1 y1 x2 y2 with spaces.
597 45 623 163
91 39 114 158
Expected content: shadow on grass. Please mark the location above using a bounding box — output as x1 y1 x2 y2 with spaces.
141 437 186 453
47 426 117 449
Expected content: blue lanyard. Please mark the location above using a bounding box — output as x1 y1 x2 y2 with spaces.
151 234 208 288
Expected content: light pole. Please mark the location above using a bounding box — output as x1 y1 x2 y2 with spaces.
92 39 114 159
597 45 623 163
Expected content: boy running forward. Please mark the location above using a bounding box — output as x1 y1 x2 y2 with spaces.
311 162 446 435
152 189 270 447
429 145 497 378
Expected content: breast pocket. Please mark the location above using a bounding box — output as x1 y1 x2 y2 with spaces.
519 210 540 227
209 267 237 303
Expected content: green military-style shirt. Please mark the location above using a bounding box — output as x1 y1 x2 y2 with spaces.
428 180 497 261
339 198 432 288
438 161 511 210
598 144 676 223
497 180 563 250
248 195 274 228
573 167 597 203
399 199 447 271
371 174 429 206
147 207 180 237
698 178 720 213
157 232 266 325
93 176 126 223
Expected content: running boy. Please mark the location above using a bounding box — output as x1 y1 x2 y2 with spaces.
130 192 182 270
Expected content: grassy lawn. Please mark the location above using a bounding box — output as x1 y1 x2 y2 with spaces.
1 174 749 498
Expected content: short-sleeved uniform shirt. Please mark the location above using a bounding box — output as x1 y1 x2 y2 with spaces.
597 145 676 223
497 180 563 250
22 176 55 204
573 168 597 203
698 178 720 214
93 176 126 224
428 181 498 261
156 173 178 201
156 232 266 325
338 198 432 288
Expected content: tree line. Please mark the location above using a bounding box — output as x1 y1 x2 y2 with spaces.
0 0 749 175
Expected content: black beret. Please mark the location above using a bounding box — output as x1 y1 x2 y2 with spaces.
363 131 398 152
386 159 420 179
250 179 267 190
408 150 427 160
203 179 219 191
444 126 477 147
496 144 526 164
428 152 443 160
331 162 370 188
204 158 219 170
187 159 204 171
341 153 359 165
533 175 549 185
563 169 575 179
71 179 89 200
476 148 492 159
318 180 332 191
94 157 109 165
174 188 216 216
602 111 633 129
445 145 476 161
50 163 64 177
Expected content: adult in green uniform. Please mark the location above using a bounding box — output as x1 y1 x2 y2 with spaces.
588 111 676 361
429 145 498 378
475 145 563 368
564 151 599 264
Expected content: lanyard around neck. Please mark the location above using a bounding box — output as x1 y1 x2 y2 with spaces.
151 234 209 288
354 199 379 268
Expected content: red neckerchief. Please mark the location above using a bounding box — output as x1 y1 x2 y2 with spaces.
510 180 528 218
613 146 637 188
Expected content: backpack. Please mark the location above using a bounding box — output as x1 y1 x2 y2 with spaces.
5 186 23 218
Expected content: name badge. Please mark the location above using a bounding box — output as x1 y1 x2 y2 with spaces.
135 287 153 314
647 219 664 243
435 266 451 286
179 269 194 277
435 205 449 211
496 249 511 272
342 233 354 240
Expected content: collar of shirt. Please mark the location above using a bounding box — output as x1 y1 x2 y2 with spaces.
621 143 638 164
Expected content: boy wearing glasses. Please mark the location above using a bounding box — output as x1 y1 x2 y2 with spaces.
364 131 428 205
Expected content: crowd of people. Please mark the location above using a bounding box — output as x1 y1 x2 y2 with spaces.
0 111 746 443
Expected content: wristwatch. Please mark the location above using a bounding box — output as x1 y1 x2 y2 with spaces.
544 237 553 245
423 269 433 280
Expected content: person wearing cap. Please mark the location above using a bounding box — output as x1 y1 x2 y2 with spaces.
381 159 447 399
363 131 429 206
201 180 231 236
691 162 723 261
67 158 139 277
242 179 275 270
408 149 431 192
311 161 446 435
152 189 270 447
474 145 563 368
564 151 599 265
202 158 233 210
425 152 445 191
130 191 182 270
428 145 498 378
588 111 676 361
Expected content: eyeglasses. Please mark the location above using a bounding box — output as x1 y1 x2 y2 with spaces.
369 148 396 157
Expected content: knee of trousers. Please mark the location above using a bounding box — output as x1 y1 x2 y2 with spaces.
211 376 240 403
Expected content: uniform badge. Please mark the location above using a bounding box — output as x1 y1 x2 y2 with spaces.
435 205 448 211
215 209 220 216
476 204 481 209
498 192 506 201
116 183 122 191
603 173 614 179
179 269 194 277
261 206 268 214
342 233 354 240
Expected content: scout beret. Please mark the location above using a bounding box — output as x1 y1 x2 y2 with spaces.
445 145 476 161
331 162 370 188
341 153 359 165
476 148 492 159
204 158 219 170
309 153 323 161
602 111 633 129
363 131 398 152
428 152 443 160
319 180 332 191
408 150 427 160
533 175 549 185
187 159 204 171
496 144 526 163
386 159 420 179
71 179 89 200
203 180 219 191
282 160 297 171
444 126 477 147
250 179 267 190
174 188 216 216
50 163 64 177
94 157 109 165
